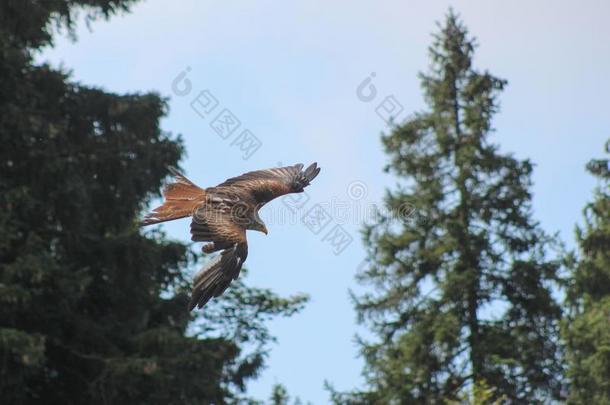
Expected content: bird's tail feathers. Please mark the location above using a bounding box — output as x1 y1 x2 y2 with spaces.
140 167 205 226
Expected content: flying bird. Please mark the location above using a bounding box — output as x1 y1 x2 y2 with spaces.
140 163 321 310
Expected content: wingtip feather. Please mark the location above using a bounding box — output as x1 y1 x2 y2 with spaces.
304 162 320 182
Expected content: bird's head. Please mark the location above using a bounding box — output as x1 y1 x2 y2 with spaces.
248 210 268 235
250 219 268 235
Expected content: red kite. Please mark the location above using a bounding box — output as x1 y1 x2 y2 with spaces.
141 163 320 310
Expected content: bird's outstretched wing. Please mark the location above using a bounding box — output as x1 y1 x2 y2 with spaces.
188 200 248 310
167 162 320 311
215 162 321 206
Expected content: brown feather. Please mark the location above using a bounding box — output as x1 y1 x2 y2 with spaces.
140 167 205 226
188 242 248 310
141 163 320 311
215 162 320 206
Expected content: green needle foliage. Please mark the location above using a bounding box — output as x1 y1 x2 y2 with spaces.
562 140 610 404
0 1 306 404
270 384 290 405
334 11 564 404
267 383 309 405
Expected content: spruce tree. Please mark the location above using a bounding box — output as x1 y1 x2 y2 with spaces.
268 384 309 405
0 1 305 404
562 140 610 404
339 11 564 404
269 384 290 405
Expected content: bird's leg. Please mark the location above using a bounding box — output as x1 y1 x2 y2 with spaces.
202 242 232 254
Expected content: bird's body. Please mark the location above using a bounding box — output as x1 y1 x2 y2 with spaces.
140 163 320 310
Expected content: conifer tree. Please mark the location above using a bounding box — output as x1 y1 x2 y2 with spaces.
337 11 564 404
562 140 610 404
270 384 290 405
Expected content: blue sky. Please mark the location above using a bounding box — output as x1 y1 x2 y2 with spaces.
39 0 609 402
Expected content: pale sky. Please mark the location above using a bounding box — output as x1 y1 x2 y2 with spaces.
39 1 609 402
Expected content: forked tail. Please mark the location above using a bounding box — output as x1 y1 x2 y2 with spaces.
140 167 205 226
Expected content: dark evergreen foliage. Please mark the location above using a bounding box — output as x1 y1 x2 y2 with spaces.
562 140 610 404
334 11 564 404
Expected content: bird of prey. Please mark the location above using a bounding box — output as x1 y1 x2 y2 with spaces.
140 163 321 310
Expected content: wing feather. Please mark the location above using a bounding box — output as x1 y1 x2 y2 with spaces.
187 196 248 310
185 163 320 310
215 162 321 206
188 242 248 310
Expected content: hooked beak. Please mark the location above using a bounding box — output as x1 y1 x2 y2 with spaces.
261 226 268 235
